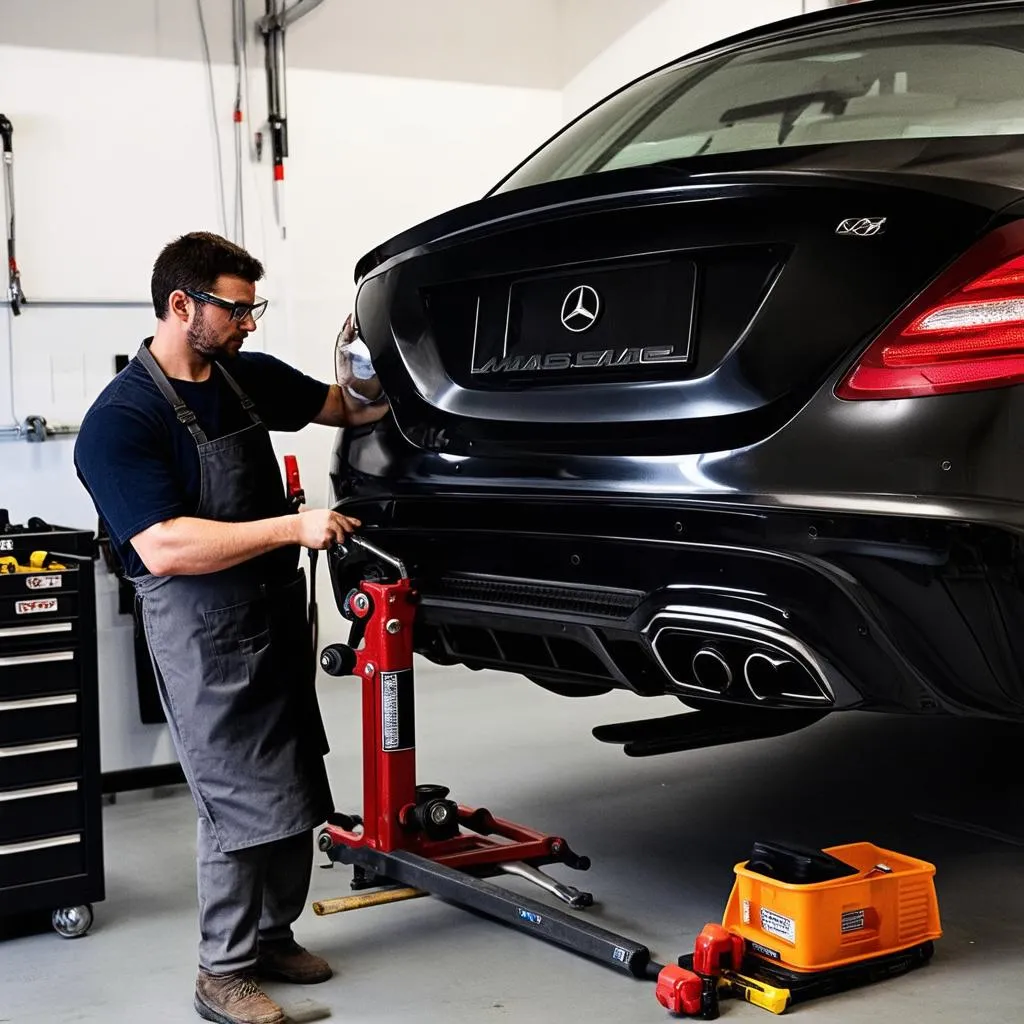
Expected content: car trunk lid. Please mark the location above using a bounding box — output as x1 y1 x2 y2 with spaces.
355 169 1005 456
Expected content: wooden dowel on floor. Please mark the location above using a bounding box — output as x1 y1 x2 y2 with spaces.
312 887 427 915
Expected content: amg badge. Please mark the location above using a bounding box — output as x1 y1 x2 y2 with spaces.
473 345 685 375
836 216 887 237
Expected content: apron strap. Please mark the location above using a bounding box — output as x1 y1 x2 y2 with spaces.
135 342 210 444
214 361 263 426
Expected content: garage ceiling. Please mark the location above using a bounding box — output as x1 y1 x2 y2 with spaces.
0 0 666 88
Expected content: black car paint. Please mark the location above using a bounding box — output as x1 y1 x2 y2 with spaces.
330 1 1024 724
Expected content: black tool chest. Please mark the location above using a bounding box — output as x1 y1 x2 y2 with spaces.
0 524 104 935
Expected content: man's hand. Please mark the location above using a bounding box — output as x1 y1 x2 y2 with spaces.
315 313 390 428
293 509 362 549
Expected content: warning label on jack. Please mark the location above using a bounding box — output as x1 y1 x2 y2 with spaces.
380 669 415 751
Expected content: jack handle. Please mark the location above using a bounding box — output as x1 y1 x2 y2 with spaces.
326 532 409 596
345 534 408 579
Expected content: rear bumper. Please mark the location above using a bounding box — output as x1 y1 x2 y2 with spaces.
328 485 1024 721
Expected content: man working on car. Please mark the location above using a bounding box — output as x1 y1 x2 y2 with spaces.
75 231 388 1024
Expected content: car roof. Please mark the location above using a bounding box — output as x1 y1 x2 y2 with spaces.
682 1 1024 67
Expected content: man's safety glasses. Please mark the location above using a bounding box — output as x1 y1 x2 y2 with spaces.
185 288 269 323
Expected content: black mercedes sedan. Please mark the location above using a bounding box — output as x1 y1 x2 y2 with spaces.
329 0 1024 753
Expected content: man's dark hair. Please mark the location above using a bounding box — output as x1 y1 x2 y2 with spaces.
151 232 265 318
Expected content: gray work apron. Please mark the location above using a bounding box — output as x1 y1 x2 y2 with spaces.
130 341 332 853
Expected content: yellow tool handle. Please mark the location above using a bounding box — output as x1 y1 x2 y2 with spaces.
29 550 66 570
0 552 67 573
720 971 791 1015
312 887 426 916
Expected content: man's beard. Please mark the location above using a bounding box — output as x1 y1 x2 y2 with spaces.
186 310 220 358
187 311 241 359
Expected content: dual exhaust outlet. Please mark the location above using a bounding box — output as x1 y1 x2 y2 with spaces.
647 609 834 706
689 647 830 704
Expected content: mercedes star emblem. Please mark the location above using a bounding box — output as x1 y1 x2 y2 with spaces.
560 284 601 333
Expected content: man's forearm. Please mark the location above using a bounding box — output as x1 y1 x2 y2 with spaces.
132 515 297 576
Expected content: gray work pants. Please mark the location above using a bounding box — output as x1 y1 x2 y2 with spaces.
196 816 313 974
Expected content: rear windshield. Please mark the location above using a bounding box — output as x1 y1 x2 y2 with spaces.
495 7 1024 193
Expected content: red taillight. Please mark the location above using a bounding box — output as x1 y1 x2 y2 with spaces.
837 221 1024 399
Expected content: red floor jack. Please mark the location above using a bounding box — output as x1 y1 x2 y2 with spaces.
314 535 667 982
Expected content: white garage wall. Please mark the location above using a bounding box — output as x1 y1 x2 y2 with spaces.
0 43 561 522
562 0 804 120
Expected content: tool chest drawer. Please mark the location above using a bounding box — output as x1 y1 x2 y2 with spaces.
0 620 77 654
0 738 81 789
0 834 85 889
0 648 79 699
0 566 78 599
0 781 84 843
0 693 80 745
0 522 103 928
0 591 80 627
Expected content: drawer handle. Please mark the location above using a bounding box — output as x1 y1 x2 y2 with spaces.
0 781 79 802
0 833 81 856
0 622 73 639
0 738 79 758
0 650 75 669
0 693 78 712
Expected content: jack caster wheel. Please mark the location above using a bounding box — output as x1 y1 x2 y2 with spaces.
52 904 93 939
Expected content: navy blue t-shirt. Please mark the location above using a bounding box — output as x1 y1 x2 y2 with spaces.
74 341 329 578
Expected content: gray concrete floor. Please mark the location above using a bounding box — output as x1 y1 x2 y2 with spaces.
3 661 1024 1022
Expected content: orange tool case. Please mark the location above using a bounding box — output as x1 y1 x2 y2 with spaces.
723 840 942 973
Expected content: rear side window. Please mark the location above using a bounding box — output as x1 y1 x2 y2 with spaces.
496 8 1024 192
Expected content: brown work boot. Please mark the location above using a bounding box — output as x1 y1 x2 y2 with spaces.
257 939 334 984
194 969 285 1024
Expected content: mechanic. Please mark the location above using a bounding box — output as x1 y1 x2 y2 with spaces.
74 232 388 1024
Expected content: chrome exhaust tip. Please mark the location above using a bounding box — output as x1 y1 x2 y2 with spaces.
646 605 835 706
691 648 733 694
743 651 831 703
